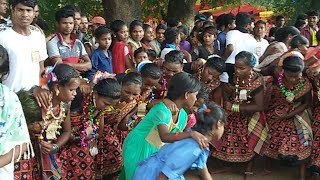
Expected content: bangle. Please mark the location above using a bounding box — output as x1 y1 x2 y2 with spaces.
52 144 60 153
231 104 240 112
174 132 180 140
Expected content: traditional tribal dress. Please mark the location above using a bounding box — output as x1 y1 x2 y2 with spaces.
211 74 270 162
264 76 312 165
60 95 99 180
309 78 320 173
95 99 139 179
196 68 221 102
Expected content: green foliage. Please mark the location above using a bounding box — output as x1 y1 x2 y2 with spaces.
38 0 103 34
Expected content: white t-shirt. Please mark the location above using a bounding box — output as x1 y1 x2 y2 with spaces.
0 27 48 92
225 30 258 64
255 38 269 57
160 47 174 60
220 30 259 83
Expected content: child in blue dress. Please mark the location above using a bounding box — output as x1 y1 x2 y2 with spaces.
133 103 227 180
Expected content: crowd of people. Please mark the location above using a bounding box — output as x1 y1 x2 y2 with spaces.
1 0 320 180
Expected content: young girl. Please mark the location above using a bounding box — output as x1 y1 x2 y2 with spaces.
264 55 312 180
121 72 206 179
61 75 121 180
178 24 192 53
211 51 269 179
150 23 167 55
196 56 226 104
32 64 80 179
95 72 143 179
142 23 155 50
127 20 144 55
0 46 32 179
110 20 134 73
192 26 219 61
133 103 227 180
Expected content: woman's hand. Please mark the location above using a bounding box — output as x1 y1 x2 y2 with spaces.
190 131 209 150
33 87 51 110
79 81 91 94
163 99 179 115
39 140 54 154
224 101 232 111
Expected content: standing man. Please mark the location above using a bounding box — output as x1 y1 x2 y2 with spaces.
0 0 47 92
301 11 319 47
269 15 285 40
47 7 91 73
0 0 11 31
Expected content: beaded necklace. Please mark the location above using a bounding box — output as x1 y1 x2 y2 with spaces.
234 73 254 103
40 101 66 140
278 69 304 103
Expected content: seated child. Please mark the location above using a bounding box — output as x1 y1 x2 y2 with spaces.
133 103 227 180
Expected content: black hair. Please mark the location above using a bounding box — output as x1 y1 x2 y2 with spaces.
276 15 285 22
110 20 126 33
47 64 80 90
274 26 300 42
193 103 227 134
55 8 74 22
94 25 111 39
235 12 252 28
197 84 209 105
16 90 41 124
202 12 213 19
62 4 81 14
282 56 305 73
129 20 143 33
134 47 148 58
10 0 37 9
290 35 309 48
205 56 226 73
143 23 152 32
0 45 9 82
307 10 319 18
202 25 217 36
194 14 206 22
235 51 255 68
156 23 167 32
164 50 184 65
121 72 143 87
164 27 180 44
297 14 308 21
147 49 157 59
93 78 121 99
255 20 266 27
223 13 236 28
316 31 320 41
167 17 180 27
35 16 49 32
294 19 307 30
167 72 201 100
140 63 162 80
177 24 189 36
215 14 226 27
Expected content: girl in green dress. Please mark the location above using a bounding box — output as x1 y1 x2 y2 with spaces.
121 72 209 179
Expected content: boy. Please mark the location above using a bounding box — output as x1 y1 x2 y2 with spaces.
301 10 319 47
88 26 112 81
254 20 269 57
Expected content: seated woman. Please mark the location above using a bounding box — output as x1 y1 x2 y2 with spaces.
133 103 227 180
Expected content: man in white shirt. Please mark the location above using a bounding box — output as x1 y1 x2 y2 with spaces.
0 0 47 92
254 20 269 58
222 12 258 83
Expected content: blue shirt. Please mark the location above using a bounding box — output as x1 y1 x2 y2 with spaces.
217 31 226 56
133 138 209 180
88 47 113 81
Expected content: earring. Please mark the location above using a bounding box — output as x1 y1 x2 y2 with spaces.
56 89 60 96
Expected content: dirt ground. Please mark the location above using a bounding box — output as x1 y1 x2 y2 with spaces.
185 157 320 180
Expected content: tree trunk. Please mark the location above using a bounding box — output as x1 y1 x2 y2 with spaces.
102 0 142 25
167 0 196 28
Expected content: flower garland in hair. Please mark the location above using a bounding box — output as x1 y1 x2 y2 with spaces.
40 65 58 86
278 69 304 102
91 71 116 84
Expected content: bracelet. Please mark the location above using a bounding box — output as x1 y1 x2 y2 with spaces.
231 104 240 112
174 132 180 140
52 144 60 153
